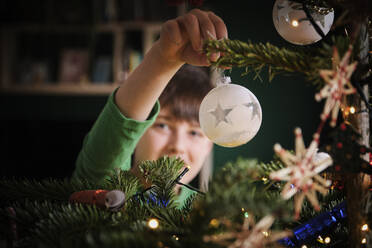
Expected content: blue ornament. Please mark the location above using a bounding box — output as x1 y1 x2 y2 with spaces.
279 201 347 246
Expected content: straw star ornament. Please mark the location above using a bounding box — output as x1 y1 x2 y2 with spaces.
315 46 357 127
270 128 333 218
204 215 291 248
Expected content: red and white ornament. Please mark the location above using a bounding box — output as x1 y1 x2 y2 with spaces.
270 128 333 218
203 215 290 248
315 46 357 127
69 189 126 211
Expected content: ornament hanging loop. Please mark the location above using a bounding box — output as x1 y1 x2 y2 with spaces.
212 67 231 87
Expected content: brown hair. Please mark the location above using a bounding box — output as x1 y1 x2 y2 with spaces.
159 64 214 192
159 64 213 123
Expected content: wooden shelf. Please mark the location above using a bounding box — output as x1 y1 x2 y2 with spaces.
1 21 163 33
0 1 185 96
0 83 119 96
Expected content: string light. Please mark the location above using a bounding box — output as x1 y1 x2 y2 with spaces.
362 238 367 244
262 231 269 237
244 212 249 218
291 20 299 27
173 235 179 241
301 245 308 248
342 106 356 117
324 237 331 244
147 218 159 229
361 224 369 231
349 106 356 114
209 218 219 228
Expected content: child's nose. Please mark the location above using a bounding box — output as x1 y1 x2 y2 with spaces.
168 131 186 155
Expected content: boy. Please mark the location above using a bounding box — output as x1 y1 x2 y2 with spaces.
73 9 228 205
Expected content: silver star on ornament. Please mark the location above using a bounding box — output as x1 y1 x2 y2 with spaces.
208 102 233 127
244 102 261 120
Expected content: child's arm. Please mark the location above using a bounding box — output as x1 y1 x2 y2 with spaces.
114 9 228 121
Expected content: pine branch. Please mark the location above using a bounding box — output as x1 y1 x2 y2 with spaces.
103 169 141 198
0 177 98 204
189 159 292 231
204 36 351 84
139 157 186 209
0 157 350 248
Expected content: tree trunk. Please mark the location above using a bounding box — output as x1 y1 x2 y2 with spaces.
345 19 370 247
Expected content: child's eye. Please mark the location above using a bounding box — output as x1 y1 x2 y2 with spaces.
189 130 203 137
154 123 169 130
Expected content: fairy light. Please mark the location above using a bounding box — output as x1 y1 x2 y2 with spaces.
342 107 349 117
173 235 179 241
209 218 219 228
262 177 268 182
244 212 249 218
324 237 331 244
262 231 269 237
241 208 245 212
349 106 356 114
361 224 369 231
291 20 299 27
317 235 324 243
301 245 308 248
147 218 159 229
362 238 367 244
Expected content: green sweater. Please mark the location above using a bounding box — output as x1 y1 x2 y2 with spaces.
73 90 194 208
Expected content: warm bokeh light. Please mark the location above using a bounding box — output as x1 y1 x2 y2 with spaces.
349 106 356 114
147 218 159 229
361 224 369 231
291 20 299 27
324 237 331 244
209 218 219 228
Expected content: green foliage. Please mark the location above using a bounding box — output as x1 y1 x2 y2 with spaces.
104 169 141 198
204 36 351 85
139 156 186 208
0 177 98 205
0 157 299 248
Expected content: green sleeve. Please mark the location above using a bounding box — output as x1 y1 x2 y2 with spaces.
73 88 160 183
175 187 196 209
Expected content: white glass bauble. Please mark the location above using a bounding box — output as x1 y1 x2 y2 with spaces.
199 83 262 147
272 0 334 45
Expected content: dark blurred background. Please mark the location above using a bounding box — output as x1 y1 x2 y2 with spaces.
0 0 321 180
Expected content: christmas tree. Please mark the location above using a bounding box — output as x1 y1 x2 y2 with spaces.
1 0 371 247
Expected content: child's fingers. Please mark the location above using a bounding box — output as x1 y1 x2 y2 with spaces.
189 9 217 42
161 19 184 47
181 44 210 66
207 12 228 40
177 14 202 51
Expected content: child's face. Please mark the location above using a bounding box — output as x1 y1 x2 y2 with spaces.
134 107 213 184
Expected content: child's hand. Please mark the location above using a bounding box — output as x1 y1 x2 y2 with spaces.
156 9 227 67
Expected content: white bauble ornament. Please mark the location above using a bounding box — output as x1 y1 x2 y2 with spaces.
272 0 334 45
199 83 262 147
105 190 126 212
